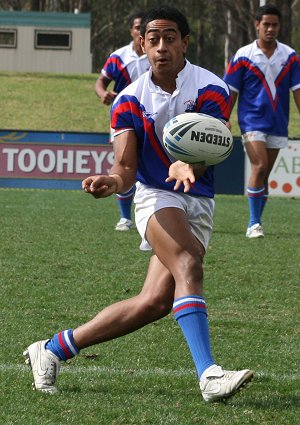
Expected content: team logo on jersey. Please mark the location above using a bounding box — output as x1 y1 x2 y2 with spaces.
142 111 157 119
184 100 196 112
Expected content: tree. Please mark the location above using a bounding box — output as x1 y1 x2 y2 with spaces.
0 0 299 74
276 0 292 44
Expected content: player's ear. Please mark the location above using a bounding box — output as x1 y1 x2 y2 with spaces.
140 35 146 53
182 35 189 54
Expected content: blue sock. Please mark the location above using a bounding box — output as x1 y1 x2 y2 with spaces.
116 186 135 220
173 295 215 379
247 186 265 227
260 189 268 217
45 329 80 361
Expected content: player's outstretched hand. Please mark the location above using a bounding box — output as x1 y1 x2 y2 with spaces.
166 161 196 192
82 175 118 198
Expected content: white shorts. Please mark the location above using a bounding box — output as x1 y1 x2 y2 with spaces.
242 131 288 149
134 182 215 251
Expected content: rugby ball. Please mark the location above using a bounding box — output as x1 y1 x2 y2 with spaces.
163 113 233 165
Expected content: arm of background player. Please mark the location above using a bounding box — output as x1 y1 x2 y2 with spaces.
226 89 238 132
82 131 138 198
94 73 117 105
229 90 238 114
293 88 300 114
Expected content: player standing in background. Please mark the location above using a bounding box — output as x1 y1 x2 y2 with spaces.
95 11 150 231
24 6 253 403
224 4 300 239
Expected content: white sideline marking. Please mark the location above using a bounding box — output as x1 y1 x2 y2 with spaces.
0 364 299 381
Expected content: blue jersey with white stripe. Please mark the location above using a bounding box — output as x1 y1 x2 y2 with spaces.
224 41 300 136
111 60 231 198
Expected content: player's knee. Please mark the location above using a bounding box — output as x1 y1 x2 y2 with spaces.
171 251 204 293
140 292 173 319
253 162 268 179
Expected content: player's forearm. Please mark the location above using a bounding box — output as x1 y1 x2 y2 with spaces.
229 90 238 114
95 81 107 99
110 132 138 193
94 75 110 99
109 166 136 194
293 88 300 115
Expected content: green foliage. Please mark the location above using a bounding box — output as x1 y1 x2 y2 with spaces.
1 1 300 74
0 189 299 424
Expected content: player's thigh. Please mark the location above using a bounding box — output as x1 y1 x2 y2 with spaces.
146 207 205 275
266 148 280 175
244 141 268 166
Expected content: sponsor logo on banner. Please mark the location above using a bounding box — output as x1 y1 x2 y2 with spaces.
0 130 113 189
245 139 300 196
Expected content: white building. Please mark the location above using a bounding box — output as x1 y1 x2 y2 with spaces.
0 11 91 73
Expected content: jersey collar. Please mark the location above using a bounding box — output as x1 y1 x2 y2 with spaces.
147 59 190 94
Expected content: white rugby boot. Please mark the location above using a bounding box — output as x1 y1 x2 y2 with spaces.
115 218 133 231
246 223 264 239
200 365 254 403
23 339 60 394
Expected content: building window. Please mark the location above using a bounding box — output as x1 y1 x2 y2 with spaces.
35 30 72 50
0 29 17 48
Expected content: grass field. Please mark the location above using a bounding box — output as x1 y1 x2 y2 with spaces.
0 70 299 424
0 71 300 137
0 189 299 425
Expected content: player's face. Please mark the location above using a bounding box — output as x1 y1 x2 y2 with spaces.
130 18 142 44
256 14 280 44
140 20 189 80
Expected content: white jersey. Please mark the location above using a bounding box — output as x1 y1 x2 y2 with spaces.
111 60 231 198
101 42 150 93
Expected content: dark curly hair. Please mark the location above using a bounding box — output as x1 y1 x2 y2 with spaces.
140 5 190 39
255 4 281 22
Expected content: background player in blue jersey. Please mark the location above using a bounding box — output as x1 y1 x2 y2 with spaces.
95 11 150 231
224 4 300 239
24 6 253 403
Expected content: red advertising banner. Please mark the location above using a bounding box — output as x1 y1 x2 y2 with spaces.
0 130 113 190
